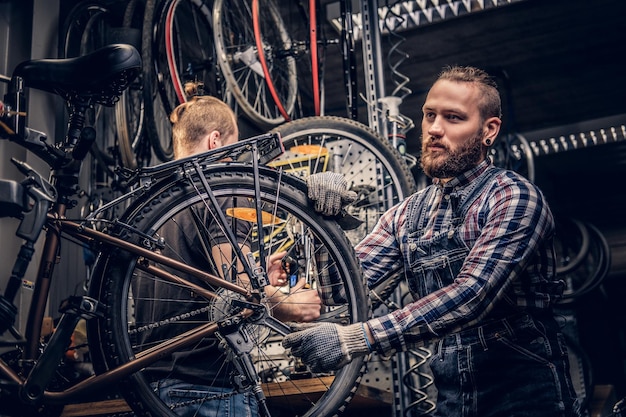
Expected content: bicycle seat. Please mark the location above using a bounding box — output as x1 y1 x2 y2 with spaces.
12 44 142 106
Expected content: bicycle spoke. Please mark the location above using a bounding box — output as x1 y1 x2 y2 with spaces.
214 0 298 128
89 163 369 416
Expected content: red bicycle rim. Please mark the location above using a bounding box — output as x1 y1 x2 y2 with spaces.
252 0 290 121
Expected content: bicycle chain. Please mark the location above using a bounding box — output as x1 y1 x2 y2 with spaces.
129 306 211 335
136 304 245 411
131 299 259 409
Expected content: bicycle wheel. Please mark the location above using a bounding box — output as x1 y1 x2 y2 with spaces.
213 0 298 128
115 0 149 169
115 74 148 169
555 219 611 305
157 0 225 114
60 0 147 170
59 1 114 58
142 0 176 162
88 163 369 417
270 116 416 242
270 116 417 310
489 132 535 183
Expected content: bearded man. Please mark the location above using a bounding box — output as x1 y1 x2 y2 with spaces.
284 66 582 417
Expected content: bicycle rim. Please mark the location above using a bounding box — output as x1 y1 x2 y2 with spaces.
60 0 148 170
308 0 320 115
270 116 416 244
88 164 369 417
270 116 417 309
142 0 175 162
59 1 112 58
213 0 298 128
162 0 224 108
115 76 147 169
115 0 148 169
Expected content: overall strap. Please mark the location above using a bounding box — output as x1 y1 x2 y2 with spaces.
451 165 502 224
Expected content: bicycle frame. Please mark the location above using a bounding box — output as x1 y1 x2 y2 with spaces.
0 44 286 406
1 135 288 406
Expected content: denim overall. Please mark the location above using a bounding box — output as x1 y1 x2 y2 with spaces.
153 379 258 417
404 169 581 417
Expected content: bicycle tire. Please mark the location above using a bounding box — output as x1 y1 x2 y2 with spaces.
213 0 298 128
88 163 369 417
555 217 591 276
59 1 113 58
142 0 176 162
115 77 147 169
489 132 535 183
557 221 611 305
270 116 418 310
307 0 320 116
60 0 147 170
59 1 119 169
115 0 148 169
251 0 291 121
158 0 225 112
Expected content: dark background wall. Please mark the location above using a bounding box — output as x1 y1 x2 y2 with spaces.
1 0 625 411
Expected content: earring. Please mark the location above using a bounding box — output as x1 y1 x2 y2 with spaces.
485 138 492 146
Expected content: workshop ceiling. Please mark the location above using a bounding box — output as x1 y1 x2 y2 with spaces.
312 0 626 157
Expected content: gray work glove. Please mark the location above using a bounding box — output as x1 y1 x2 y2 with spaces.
305 172 358 216
282 322 371 373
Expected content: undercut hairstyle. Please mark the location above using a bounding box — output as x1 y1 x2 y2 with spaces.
436 66 502 123
170 94 237 158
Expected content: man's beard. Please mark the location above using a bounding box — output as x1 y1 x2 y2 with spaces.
420 131 484 179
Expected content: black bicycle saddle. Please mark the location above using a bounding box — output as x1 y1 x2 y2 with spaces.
12 44 142 106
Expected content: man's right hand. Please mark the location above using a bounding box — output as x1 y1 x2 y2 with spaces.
282 322 371 373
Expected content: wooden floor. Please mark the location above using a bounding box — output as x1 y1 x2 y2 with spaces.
60 384 619 417
59 380 393 417
61 399 132 417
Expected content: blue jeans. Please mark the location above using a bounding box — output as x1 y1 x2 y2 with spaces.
153 379 259 417
427 313 582 417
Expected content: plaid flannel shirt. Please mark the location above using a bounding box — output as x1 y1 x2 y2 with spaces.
356 159 562 354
